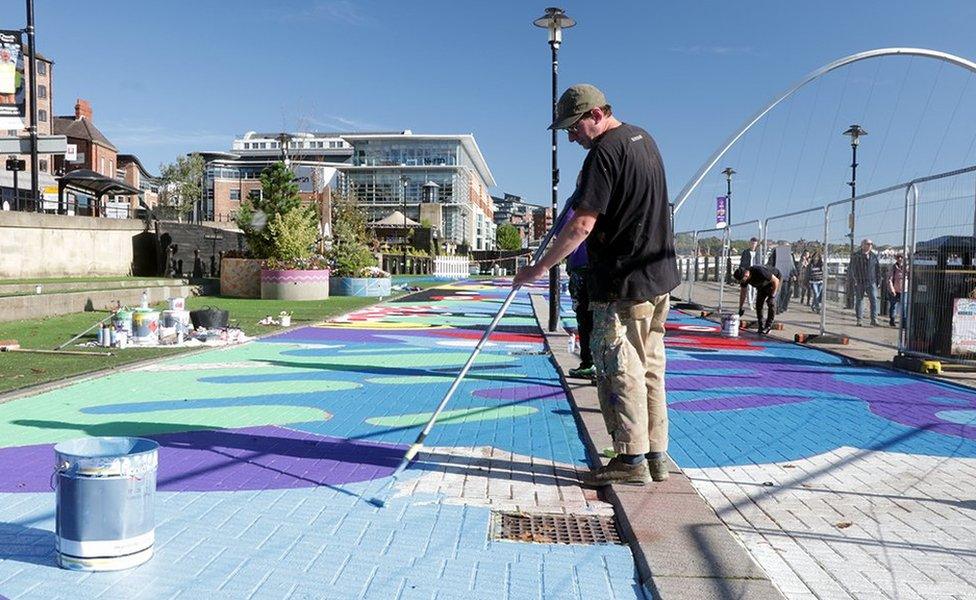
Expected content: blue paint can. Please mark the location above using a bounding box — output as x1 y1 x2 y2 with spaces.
53 437 159 571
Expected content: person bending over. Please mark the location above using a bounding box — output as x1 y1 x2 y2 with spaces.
734 265 781 335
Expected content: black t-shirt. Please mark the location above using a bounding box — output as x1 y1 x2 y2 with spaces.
571 123 680 301
742 266 781 289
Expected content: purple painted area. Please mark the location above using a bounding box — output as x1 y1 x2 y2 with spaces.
0 426 405 493
473 384 565 402
672 395 811 411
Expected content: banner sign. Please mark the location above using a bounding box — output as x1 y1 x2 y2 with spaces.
951 298 976 356
0 30 24 131
715 195 728 228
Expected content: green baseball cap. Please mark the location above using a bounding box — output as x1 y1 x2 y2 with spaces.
548 84 608 130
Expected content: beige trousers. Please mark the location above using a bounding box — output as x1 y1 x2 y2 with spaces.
589 294 670 455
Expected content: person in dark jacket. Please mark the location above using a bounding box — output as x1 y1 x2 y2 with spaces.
739 237 761 306
849 238 881 326
735 265 781 334
807 252 824 313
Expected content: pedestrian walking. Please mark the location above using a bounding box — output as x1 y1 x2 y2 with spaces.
798 250 811 306
808 251 824 313
739 237 761 307
767 243 796 313
849 238 881 326
735 266 781 334
888 253 906 327
513 83 680 486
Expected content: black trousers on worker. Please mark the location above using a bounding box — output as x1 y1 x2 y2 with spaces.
755 286 776 331
569 269 593 367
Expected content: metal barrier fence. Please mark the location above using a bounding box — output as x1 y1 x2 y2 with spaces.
674 164 976 364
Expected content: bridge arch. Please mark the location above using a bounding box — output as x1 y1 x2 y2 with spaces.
672 48 976 214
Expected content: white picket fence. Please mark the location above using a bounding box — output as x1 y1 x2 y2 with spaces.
433 256 470 279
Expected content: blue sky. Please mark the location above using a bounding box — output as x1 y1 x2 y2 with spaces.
22 1 976 234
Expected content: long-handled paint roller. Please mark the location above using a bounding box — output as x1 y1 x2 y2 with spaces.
367 205 571 508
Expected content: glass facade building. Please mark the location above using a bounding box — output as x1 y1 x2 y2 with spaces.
200 131 496 249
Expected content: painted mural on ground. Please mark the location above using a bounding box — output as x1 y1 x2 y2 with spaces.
0 280 643 600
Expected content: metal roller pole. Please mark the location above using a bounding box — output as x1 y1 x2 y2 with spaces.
369 204 571 506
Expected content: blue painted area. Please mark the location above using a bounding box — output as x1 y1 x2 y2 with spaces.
663 310 976 468
0 486 641 600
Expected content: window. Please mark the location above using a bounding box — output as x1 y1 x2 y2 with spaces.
39 159 47 171
38 85 46 99
230 189 240 201
38 109 46 122
248 189 261 201
37 61 46 75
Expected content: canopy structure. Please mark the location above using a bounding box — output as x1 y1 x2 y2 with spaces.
58 169 141 216
369 210 420 228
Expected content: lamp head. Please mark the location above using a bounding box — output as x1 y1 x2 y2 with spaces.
843 124 867 146
533 7 575 45
721 167 736 180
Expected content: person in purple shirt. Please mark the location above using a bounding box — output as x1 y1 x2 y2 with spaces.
555 204 594 379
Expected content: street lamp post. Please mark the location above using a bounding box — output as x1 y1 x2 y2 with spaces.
721 167 735 285
25 0 39 210
843 124 867 308
721 167 736 227
534 7 575 332
401 175 409 275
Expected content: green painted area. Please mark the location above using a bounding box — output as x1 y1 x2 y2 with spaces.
365 405 538 427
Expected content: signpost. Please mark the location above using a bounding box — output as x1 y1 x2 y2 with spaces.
0 135 67 155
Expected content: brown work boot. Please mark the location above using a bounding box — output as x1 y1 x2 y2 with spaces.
647 456 670 482
580 457 651 487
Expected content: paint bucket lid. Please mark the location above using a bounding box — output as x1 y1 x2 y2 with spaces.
55 437 158 478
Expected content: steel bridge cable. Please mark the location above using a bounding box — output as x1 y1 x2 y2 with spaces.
897 61 943 183
786 76 824 215
744 106 771 220
811 66 852 207
927 75 970 175
760 85 796 218
864 57 913 192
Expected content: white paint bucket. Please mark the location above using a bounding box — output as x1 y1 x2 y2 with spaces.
721 313 740 338
167 297 185 311
280 315 291 327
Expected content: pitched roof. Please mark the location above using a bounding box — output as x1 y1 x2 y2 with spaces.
369 210 421 227
53 116 117 151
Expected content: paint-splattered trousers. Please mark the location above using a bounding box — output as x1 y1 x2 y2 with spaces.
589 294 670 455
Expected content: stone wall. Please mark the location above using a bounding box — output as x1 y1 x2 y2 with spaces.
0 211 145 278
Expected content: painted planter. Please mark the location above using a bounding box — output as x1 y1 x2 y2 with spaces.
329 277 392 297
260 269 330 301
219 258 262 298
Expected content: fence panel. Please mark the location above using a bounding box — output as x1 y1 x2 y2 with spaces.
821 186 907 347
692 227 727 312
905 167 976 359
674 230 697 301
761 207 825 333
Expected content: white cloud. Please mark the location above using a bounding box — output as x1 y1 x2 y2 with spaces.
305 114 384 132
99 122 230 148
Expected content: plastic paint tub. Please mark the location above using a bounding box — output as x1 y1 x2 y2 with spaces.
54 437 158 571
131 310 159 345
114 310 133 335
721 313 740 338
167 297 186 311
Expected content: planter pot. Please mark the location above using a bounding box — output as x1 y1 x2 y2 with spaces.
260 269 330 301
219 258 262 298
329 276 392 297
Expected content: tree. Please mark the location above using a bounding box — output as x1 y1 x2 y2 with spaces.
327 192 378 276
236 162 303 259
157 154 204 220
496 223 522 251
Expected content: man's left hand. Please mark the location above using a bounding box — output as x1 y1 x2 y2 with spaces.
512 263 547 288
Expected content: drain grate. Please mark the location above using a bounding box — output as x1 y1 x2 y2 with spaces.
490 511 624 545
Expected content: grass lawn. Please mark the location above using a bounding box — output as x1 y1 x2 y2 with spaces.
0 287 437 395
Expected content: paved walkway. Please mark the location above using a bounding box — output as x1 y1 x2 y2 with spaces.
660 310 976 599
0 280 645 600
